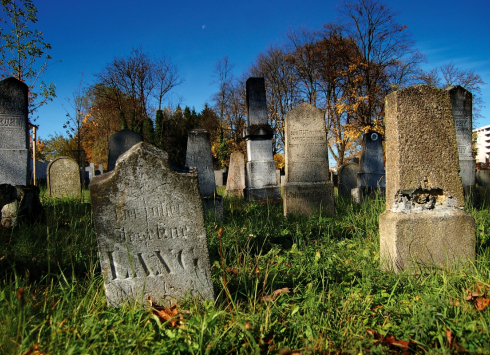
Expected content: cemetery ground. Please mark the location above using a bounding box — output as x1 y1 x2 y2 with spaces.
1 189 490 354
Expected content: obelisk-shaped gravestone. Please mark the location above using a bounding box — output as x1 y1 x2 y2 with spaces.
89 142 214 307
283 103 334 217
243 78 281 201
380 85 475 272
107 128 143 171
0 77 29 185
446 86 476 193
186 128 223 219
225 151 245 197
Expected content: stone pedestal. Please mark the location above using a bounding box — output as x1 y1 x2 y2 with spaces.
243 78 281 202
380 209 475 272
283 182 334 216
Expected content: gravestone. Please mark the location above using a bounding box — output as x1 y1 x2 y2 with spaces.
283 102 334 217
225 152 245 197
243 78 281 201
380 85 475 272
107 129 143 171
185 128 223 219
352 131 386 202
0 77 29 186
89 142 214 307
276 169 281 187
47 156 81 198
214 170 224 187
337 162 359 198
446 86 476 192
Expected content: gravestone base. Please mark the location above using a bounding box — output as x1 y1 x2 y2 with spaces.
244 186 281 202
225 188 244 198
379 209 475 273
283 182 334 217
202 196 223 220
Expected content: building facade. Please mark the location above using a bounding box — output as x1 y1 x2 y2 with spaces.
473 124 490 163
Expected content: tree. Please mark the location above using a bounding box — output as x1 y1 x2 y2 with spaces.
415 61 486 123
0 0 56 117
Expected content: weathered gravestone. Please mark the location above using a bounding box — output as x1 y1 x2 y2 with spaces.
186 128 223 220
89 142 214 307
352 131 386 203
283 102 334 217
225 152 245 197
446 86 476 193
0 77 29 186
214 170 224 187
107 128 143 171
243 78 281 202
380 85 475 272
337 162 360 198
47 156 81 198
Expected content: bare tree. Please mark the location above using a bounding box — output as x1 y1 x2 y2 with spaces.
153 55 183 110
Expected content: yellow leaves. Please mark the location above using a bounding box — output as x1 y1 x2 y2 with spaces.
273 153 284 169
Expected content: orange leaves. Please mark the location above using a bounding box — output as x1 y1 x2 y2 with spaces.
148 297 183 328
262 287 290 302
23 343 46 355
466 282 490 311
367 330 413 353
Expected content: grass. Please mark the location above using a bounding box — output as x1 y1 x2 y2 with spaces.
1 188 490 354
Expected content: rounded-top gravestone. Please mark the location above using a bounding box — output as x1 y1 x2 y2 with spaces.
338 162 360 198
47 156 81 198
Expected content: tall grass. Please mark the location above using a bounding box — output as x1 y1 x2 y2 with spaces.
1 188 489 354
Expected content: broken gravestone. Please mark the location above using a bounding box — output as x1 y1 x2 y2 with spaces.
89 142 214 307
380 85 475 272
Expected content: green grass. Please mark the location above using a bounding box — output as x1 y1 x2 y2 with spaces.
1 189 490 354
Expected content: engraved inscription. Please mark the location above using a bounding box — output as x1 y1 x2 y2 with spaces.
0 115 25 128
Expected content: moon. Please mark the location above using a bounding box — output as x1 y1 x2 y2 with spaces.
202 25 206 29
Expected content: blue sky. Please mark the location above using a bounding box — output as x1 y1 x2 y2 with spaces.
26 0 490 140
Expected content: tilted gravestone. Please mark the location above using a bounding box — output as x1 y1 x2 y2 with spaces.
243 78 281 202
380 85 475 272
337 162 360 198
107 128 143 171
352 131 386 203
0 77 29 186
185 128 223 219
283 102 334 217
225 151 245 197
446 86 476 192
89 142 214 307
47 156 81 198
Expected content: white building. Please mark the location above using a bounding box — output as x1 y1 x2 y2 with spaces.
473 124 490 163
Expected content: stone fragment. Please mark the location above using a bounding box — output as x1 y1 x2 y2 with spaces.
186 128 223 220
380 85 475 272
0 77 29 186
225 152 245 197
89 142 214 307
283 102 334 217
47 156 81 198
1 185 44 227
107 129 143 171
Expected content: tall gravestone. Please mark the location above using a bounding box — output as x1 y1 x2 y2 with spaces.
337 162 360 198
107 128 143 171
283 103 334 217
243 78 281 202
380 85 475 272
352 131 386 202
225 152 245 197
47 156 81 198
185 128 223 219
89 142 214 307
0 77 29 185
214 170 224 187
446 86 476 192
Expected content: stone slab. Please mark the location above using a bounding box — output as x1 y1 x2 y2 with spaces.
380 209 475 272
283 182 334 217
384 85 464 209
0 77 29 186
225 152 245 197
246 78 268 126
47 156 81 198
214 170 224 187
337 162 359 198
89 142 214 307
107 129 143 171
358 131 385 188
186 128 216 197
